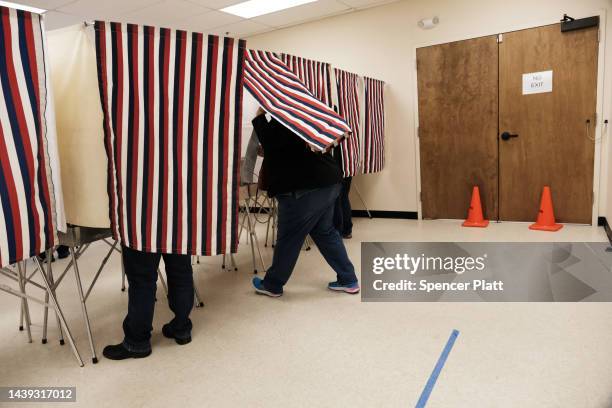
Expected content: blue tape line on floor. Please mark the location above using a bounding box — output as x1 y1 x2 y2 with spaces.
415 329 460 408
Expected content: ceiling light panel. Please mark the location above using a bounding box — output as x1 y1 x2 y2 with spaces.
221 0 317 19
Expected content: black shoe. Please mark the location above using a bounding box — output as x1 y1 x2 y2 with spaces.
56 246 70 259
162 323 192 345
102 343 151 360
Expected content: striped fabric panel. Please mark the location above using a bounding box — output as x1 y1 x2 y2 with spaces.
335 69 361 178
94 21 244 255
362 77 385 174
243 49 350 151
282 54 333 107
0 7 57 267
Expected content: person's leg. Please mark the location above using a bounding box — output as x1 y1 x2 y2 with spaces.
260 192 323 294
309 185 359 287
161 253 194 343
341 177 353 237
121 247 161 353
333 189 344 234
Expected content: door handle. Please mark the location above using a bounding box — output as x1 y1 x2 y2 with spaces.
500 131 519 141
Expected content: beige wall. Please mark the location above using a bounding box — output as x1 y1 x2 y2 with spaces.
247 0 612 220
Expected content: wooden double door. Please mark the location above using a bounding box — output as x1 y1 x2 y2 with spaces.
417 23 599 223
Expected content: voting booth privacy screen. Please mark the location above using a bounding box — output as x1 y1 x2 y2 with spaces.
0 7 64 267
94 22 245 256
1 10 386 263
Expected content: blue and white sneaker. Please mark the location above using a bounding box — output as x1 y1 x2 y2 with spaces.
253 277 282 297
328 281 360 294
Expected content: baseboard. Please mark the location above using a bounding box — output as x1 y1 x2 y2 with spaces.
352 210 418 219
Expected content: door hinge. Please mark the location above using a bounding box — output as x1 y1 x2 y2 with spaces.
497 34 503 43
420 191 423 202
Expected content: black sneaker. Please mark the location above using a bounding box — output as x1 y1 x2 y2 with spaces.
102 343 151 360
162 324 192 345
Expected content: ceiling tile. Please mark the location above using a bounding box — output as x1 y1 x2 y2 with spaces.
337 0 396 9
184 0 243 9
125 0 210 27
178 9 241 32
15 0 77 10
251 0 349 28
43 10 82 30
207 19 272 38
57 0 163 20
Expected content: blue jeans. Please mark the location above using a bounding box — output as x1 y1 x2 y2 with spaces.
333 177 353 236
121 246 194 353
262 183 358 294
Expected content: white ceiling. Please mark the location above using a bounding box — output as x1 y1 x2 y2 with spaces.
19 0 400 36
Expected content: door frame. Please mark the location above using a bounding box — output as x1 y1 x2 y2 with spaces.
412 10 608 226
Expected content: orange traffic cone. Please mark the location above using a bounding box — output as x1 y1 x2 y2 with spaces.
529 186 563 232
462 186 489 228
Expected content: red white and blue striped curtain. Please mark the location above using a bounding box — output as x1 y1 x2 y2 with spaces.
94 22 244 256
282 54 333 108
0 7 58 267
243 49 350 151
362 77 385 174
335 69 361 178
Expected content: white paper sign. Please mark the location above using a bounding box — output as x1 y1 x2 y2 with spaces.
522 70 553 95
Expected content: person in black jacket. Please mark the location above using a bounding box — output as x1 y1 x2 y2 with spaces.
251 108 359 297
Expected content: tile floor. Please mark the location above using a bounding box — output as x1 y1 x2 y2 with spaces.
0 219 610 407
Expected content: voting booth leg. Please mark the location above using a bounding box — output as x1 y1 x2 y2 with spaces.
353 184 373 219
17 262 33 343
41 250 58 345
194 285 204 308
70 247 98 364
41 255 65 345
34 257 84 367
304 236 312 252
244 203 258 274
265 201 272 248
19 296 24 331
230 254 238 271
245 202 267 274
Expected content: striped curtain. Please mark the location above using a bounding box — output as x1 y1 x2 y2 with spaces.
335 69 361 178
282 54 333 107
362 77 385 174
94 22 244 256
0 7 58 267
243 49 350 151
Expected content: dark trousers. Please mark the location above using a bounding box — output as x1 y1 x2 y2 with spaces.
262 183 358 294
333 177 353 236
121 246 194 352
